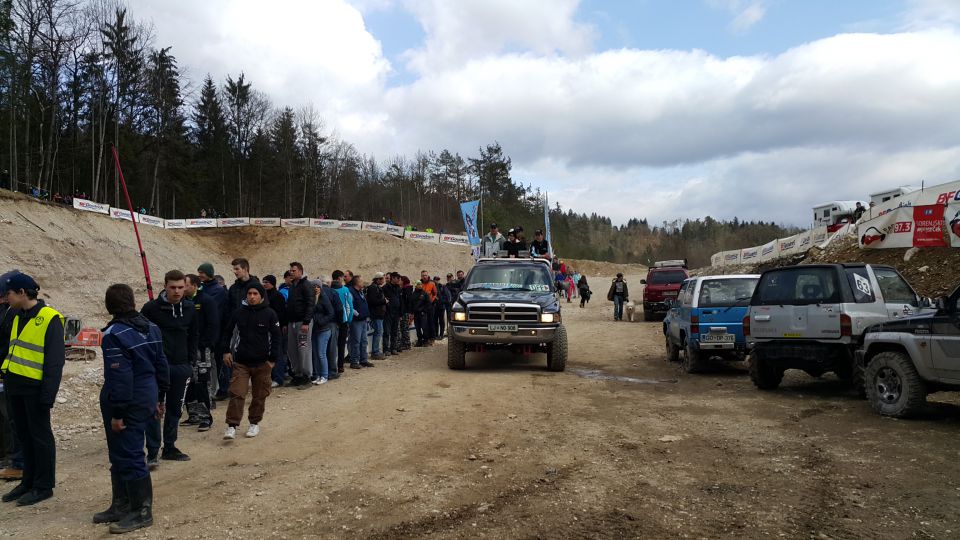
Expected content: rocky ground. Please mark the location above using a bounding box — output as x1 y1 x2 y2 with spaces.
3 273 960 539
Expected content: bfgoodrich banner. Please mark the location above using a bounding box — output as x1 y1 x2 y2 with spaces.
73 198 110 215
404 230 440 244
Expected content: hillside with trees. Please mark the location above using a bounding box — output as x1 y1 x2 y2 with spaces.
0 0 796 268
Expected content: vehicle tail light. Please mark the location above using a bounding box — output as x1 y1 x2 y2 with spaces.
743 315 750 337
691 315 699 335
840 313 852 337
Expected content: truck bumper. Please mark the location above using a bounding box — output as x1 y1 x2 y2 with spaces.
644 302 670 313
451 325 558 344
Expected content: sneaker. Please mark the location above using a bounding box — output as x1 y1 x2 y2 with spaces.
160 447 191 461
317 377 328 385
180 414 200 426
271 381 280 388
223 426 236 440
371 354 385 360
350 363 362 369
146 454 160 471
245 424 260 438
197 419 212 432
360 361 375 368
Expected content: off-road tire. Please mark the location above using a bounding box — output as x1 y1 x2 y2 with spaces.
447 337 466 370
749 350 783 390
547 325 568 372
665 336 680 362
682 342 706 373
864 351 927 418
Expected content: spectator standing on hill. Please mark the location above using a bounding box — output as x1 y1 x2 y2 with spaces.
366 273 387 360
278 271 292 301
331 270 353 373
399 276 413 350
420 271 438 343
411 282 430 347
196 263 226 400
284 262 315 386
310 279 334 384
320 279 343 380
382 273 403 356
181 274 219 432
261 275 287 387
434 276 451 339
607 273 629 322
348 277 374 369
221 259 259 400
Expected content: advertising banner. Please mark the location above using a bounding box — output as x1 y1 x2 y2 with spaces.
949 203 960 248
759 239 780 262
186 218 218 228
796 230 813 252
109 207 135 222
73 198 110 215
858 205 946 249
250 218 281 227
338 220 363 231
404 230 440 244
281 218 310 228
710 253 723 267
778 234 799 257
811 226 829 246
385 224 405 237
137 214 165 228
311 219 339 229
441 234 470 246
218 217 249 228
722 250 742 266
460 200 481 246
164 219 186 229
740 246 761 264
361 222 389 233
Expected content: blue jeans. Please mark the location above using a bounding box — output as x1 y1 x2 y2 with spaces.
272 334 288 385
312 327 333 379
146 363 191 454
613 295 625 320
326 323 339 377
370 318 384 356
349 320 369 365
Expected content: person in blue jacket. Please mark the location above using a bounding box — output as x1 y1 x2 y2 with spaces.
348 276 374 369
331 270 353 373
94 283 169 534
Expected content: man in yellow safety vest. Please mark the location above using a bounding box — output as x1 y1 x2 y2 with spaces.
0 273 64 506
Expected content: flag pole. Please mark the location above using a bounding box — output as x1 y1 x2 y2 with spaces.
111 145 155 300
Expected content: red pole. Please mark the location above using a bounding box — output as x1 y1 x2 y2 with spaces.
111 145 155 300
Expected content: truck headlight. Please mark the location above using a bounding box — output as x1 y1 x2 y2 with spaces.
540 313 558 323
453 312 467 322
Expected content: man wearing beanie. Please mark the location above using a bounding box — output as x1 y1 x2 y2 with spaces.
0 272 65 506
220 281 281 440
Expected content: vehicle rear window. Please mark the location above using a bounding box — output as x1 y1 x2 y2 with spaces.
648 270 687 285
698 278 759 308
754 268 840 305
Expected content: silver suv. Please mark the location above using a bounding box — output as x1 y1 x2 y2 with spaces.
857 285 960 417
746 263 929 391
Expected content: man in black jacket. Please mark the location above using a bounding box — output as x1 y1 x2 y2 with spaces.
220 282 281 440
181 274 219 432
0 273 64 506
366 273 388 360
261 275 287 387
381 273 403 356
141 270 197 465
219 258 259 400
284 262 315 386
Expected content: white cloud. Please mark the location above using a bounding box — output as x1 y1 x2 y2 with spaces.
707 0 767 33
903 0 960 30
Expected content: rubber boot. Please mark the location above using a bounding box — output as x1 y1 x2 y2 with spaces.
92 473 129 523
109 475 153 534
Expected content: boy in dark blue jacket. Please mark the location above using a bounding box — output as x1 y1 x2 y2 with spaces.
348 276 374 369
95 284 169 533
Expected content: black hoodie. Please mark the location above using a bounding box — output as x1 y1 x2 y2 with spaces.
221 300 282 366
227 274 261 315
141 291 199 366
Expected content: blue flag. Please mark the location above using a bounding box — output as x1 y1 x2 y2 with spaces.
460 200 481 245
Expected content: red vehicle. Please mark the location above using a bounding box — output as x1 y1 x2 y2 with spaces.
641 261 690 321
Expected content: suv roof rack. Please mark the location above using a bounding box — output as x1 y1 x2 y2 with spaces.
652 260 688 269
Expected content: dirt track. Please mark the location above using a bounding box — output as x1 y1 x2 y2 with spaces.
3 275 960 539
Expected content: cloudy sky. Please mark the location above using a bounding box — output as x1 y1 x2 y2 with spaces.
135 0 960 227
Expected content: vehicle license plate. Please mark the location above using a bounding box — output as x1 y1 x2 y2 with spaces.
701 334 735 343
782 332 802 338
663 292 678 297
488 324 518 332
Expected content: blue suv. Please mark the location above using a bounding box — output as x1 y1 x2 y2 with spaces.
663 274 760 373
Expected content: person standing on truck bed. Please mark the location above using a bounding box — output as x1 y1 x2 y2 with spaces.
607 273 629 322
481 223 505 258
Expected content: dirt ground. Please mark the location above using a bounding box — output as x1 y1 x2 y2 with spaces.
3 271 960 539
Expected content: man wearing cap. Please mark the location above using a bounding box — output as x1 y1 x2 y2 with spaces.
0 270 25 482
481 223 505 258
366 273 387 360
530 230 551 260
0 272 65 506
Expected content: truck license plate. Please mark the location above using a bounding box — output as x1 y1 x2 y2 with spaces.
488 324 518 332
701 334 735 343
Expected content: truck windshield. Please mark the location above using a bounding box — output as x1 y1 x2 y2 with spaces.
464 265 554 292
698 278 759 308
648 270 687 285
755 268 840 305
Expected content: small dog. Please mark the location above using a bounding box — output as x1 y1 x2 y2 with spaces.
625 301 636 322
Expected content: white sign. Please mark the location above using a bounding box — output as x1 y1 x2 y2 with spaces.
361 222 389 233
440 234 469 245
811 226 829 246
857 207 914 249
311 219 339 229
250 218 280 227
73 198 110 215
164 219 186 229
779 234 799 257
281 218 310 228
109 207 135 221
710 253 723 267
759 240 780 262
338 220 362 231
796 231 813 252
137 214 165 228
186 218 218 228
740 246 760 263
218 217 249 227
385 224 405 237
722 250 741 265
404 230 440 244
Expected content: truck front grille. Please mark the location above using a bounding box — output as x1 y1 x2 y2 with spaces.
467 304 540 322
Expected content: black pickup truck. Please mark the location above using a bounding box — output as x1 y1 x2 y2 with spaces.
447 257 567 371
